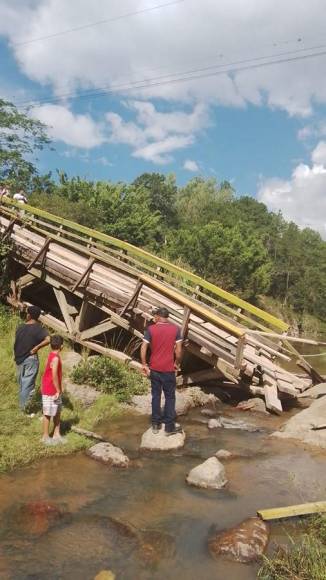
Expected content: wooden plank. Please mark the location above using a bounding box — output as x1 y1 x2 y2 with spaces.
276 378 297 397
53 288 76 334
71 258 95 292
80 319 117 341
258 501 326 521
263 383 283 414
181 306 191 339
235 335 246 369
176 368 221 386
120 279 143 316
27 238 50 269
216 359 240 384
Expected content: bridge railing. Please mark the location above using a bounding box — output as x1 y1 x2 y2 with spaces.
0 198 289 333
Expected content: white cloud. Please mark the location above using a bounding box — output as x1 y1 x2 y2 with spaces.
106 101 208 163
133 135 193 165
258 141 326 239
2 1 326 116
183 159 199 172
31 104 105 148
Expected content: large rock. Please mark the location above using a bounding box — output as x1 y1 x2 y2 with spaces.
87 442 129 467
237 398 268 414
140 427 185 451
186 457 227 489
272 397 326 448
215 449 233 460
132 387 217 416
297 382 326 399
13 501 63 536
61 351 82 373
208 416 260 432
64 379 101 407
208 517 269 563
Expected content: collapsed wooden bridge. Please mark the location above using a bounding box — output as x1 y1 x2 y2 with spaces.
0 198 323 414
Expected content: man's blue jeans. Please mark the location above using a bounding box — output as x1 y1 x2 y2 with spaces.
150 370 176 432
16 355 39 410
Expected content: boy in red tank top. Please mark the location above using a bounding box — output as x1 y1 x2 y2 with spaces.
41 335 65 444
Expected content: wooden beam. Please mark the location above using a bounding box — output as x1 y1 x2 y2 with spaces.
176 368 221 386
120 280 143 316
263 376 283 414
1 216 17 241
235 335 246 369
28 238 50 269
258 501 326 521
16 273 36 289
181 306 191 340
53 288 76 334
80 318 117 341
71 258 95 292
216 359 240 384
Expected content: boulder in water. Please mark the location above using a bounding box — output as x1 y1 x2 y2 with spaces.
208 516 269 563
13 501 63 536
273 396 326 449
237 398 268 414
208 416 261 432
186 457 227 489
87 442 129 467
138 530 175 564
215 449 233 460
140 427 185 451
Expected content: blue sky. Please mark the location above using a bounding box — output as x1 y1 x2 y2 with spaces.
1 0 326 237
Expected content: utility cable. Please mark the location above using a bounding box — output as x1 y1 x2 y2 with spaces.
13 43 326 109
12 0 185 47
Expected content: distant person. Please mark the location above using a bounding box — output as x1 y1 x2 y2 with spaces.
13 190 27 204
141 307 183 435
14 305 50 412
41 335 65 445
0 184 10 203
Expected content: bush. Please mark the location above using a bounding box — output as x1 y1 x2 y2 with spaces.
71 356 148 402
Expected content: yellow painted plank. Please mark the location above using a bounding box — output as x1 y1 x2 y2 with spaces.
258 501 326 521
1 199 289 331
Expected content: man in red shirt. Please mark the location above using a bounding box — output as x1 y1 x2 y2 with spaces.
141 307 183 435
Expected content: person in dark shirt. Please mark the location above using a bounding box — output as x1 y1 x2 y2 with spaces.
14 305 50 411
140 307 183 435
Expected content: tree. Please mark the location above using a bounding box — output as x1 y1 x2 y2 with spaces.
0 99 49 190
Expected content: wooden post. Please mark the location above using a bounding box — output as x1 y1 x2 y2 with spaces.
120 280 143 316
181 306 191 340
71 258 95 292
27 238 50 269
53 288 77 335
235 334 246 369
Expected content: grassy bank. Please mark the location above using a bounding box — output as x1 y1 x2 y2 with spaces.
0 307 145 473
258 515 326 579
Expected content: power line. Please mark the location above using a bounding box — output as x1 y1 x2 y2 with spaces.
12 0 185 46
13 43 326 109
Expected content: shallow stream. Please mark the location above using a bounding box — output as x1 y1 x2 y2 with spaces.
0 404 325 580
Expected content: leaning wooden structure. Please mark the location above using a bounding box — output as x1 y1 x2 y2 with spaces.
0 198 323 414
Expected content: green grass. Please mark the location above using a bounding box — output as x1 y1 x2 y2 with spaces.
258 516 326 580
0 306 124 473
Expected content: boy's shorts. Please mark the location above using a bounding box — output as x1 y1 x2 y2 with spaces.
42 394 62 417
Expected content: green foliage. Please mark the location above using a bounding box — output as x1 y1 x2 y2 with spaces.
258 516 326 580
0 98 49 190
166 222 272 299
71 356 148 402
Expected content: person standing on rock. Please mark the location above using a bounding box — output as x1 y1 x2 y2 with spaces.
141 307 183 436
14 305 50 412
